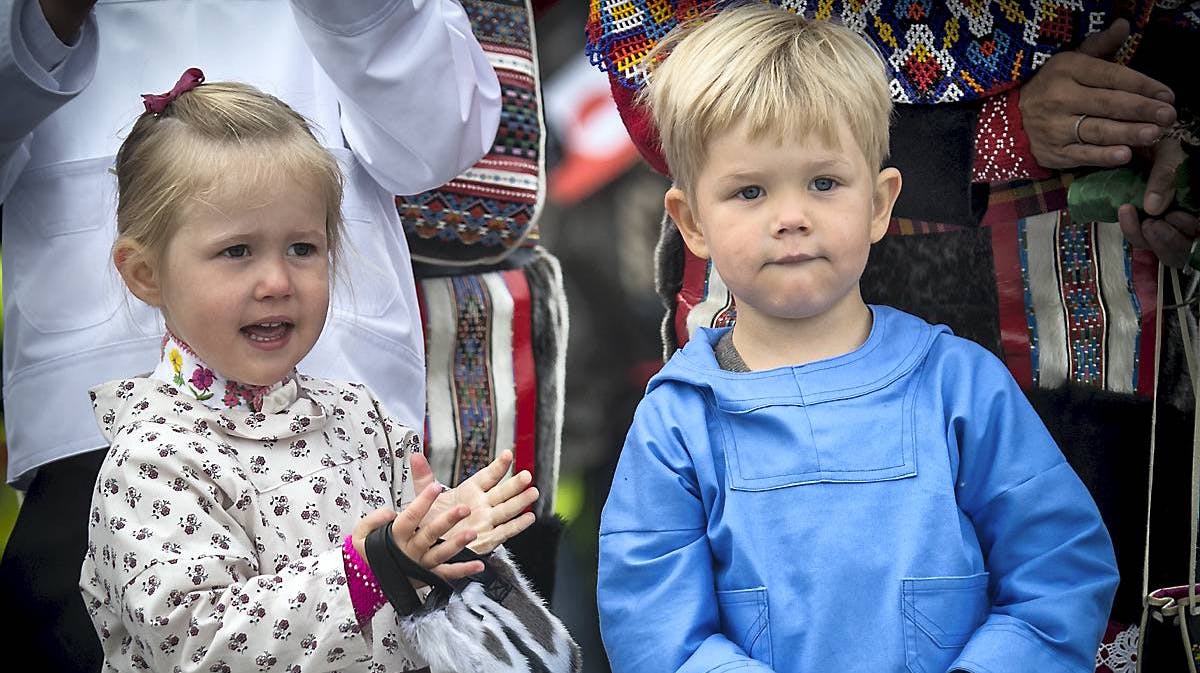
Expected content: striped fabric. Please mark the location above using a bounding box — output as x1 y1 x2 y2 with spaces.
417 269 538 489
399 0 546 265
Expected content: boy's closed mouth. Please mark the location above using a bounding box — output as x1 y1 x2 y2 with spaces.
772 252 818 264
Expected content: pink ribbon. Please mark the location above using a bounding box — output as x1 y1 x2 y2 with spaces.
141 67 206 114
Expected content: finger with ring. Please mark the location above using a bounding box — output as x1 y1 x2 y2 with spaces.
1074 113 1089 145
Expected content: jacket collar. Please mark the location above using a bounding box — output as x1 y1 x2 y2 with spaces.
655 306 944 408
151 331 296 414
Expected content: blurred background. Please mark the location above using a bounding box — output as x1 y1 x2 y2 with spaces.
534 4 669 671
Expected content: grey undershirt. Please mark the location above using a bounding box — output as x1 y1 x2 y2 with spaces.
714 331 751 373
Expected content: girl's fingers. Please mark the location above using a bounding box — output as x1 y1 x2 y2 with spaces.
489 511 536 546
422 528 478 567
486 469 532 506
409 452 438 495
465 449 514 492
431 559 486 581
413 503 471 552
393 483 441 541
489 486 539 525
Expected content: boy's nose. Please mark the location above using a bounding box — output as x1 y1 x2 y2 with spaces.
773 207 811 236
254 258 293 300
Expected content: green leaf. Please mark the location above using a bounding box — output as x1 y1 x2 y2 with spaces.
1067 168 1146 223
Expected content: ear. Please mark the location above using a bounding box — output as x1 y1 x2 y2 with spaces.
665 186 709 259
113 240 164 308
870 166 902 243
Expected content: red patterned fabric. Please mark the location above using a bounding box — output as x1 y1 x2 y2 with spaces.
972 89 1053 183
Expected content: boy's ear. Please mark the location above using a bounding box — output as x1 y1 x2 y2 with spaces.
664 186 710 259
113 241 164 308
870 166 902 243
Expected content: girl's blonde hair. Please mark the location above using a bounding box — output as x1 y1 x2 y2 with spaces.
114 80 344 270
640 2 893 193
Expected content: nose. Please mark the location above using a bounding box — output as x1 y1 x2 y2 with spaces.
773 199 811 237
253 257 293 301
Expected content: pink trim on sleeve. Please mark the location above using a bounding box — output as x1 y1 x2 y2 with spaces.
342 534 387 623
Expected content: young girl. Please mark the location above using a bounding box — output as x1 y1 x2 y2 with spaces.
80 69 580 673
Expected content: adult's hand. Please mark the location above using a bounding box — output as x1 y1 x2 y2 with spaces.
1019 18 1176 169
1117 138 1198 267
38 0 97 44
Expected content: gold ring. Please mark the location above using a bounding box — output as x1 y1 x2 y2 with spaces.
1074 114 1088 145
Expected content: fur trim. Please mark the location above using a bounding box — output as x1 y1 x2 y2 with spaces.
396 547 580 673
527 248 569 520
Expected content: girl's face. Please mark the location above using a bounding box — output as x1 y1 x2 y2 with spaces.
153 175 330 386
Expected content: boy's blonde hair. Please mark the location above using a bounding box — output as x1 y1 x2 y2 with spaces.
114 80 344 271
641 2 893 192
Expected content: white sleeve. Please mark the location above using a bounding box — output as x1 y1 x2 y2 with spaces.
288 0 501 195
0 0 97 201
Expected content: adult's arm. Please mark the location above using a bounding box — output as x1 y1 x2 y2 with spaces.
289 0 501 195
0 0 97 201
598 393 777 673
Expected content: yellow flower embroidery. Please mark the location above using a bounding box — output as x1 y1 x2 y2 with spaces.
169 348 183 374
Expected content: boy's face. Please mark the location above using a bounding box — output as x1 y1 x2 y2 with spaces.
146 175 331 386
666 120 900 328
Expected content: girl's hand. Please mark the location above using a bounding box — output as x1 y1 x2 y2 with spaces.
411 450 538 554
350 486 485 583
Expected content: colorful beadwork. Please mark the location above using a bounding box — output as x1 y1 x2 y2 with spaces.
400 0 544 264
585 0 1157 103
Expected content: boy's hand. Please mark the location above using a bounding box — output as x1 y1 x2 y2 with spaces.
411 450 538 554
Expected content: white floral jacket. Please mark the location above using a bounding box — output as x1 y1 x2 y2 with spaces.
80 374 580 673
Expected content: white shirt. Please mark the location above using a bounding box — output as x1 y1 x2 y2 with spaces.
0 0 501 486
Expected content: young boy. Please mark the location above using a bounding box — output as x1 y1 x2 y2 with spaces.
597 5 1119 673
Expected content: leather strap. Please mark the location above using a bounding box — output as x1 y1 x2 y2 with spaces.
364 521 449 617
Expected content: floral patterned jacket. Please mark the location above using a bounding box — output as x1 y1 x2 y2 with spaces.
80 374 580 673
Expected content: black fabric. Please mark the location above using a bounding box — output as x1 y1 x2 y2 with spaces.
1140 597 1200 673
861 228 1003 356
886 102 987 227
503 514 566 601
0 449 107 673
446 547 513 603
364 522 448 617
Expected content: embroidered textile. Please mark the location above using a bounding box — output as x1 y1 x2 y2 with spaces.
399 0 546 264
150 331 294 413
586 0 1156 103
415 251 566 520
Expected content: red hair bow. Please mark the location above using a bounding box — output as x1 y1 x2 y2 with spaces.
142 67 206 114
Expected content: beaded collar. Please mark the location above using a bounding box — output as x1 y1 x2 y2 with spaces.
149 331 297 414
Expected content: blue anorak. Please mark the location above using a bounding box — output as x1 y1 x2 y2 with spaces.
598 306 1118 673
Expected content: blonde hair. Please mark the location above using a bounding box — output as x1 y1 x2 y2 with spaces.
114 80 344 271
641 2 893 193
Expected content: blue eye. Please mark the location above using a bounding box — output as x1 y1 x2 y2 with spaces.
737 186 763 200
222 244 249 258
812 177 837 192
289 243 317 257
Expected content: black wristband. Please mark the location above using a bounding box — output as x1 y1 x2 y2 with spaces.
364 521 449 616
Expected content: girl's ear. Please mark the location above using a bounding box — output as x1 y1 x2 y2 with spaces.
870 166 902 243
113 240 164 308
665 186 710 259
